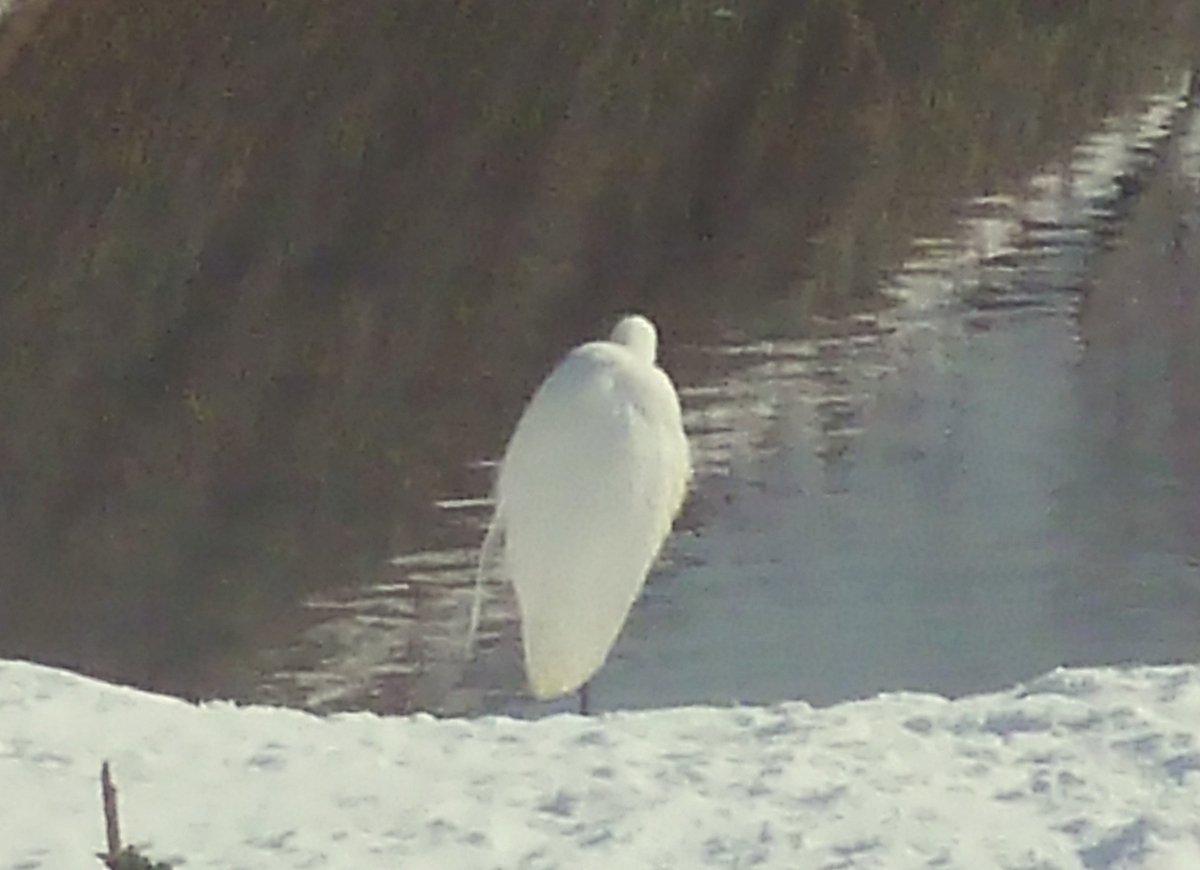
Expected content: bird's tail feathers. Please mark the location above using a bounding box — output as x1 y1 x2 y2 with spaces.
465 510 504 657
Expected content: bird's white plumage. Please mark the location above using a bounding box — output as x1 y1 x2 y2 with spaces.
472 315 691 699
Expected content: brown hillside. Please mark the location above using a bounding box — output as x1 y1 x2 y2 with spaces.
0 0 1195 689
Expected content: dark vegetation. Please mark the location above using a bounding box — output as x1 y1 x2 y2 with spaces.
0 0 1196 695
98 761 173 869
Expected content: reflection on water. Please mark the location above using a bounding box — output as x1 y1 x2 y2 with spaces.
260 75 1200 715
6 0 1200 708
597 76 1200 711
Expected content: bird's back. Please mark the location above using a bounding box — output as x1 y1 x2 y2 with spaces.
497 340 689 698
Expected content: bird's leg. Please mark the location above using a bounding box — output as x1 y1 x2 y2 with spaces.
579 682 590 716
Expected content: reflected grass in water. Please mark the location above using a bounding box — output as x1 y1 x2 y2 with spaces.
0 0 1198 705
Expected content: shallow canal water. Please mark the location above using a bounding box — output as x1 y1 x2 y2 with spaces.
5 1 1200 719
256 77 1200 717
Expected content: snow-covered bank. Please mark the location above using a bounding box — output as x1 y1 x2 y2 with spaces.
4 661 1200 868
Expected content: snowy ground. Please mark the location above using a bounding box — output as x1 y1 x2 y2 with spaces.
4 660 1200 869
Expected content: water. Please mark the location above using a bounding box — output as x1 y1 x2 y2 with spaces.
255 76 1200 716
11 0 1200 717
596 81 1200 711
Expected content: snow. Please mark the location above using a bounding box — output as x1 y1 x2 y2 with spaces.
5 660 1200 868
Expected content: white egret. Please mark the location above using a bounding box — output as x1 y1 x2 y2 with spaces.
468 314 691 705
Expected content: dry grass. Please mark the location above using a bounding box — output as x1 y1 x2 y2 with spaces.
0 0 1195 691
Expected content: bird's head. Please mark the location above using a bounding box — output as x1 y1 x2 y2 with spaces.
609 314 659 364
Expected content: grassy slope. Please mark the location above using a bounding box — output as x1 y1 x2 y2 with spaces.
0 0 1194 688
